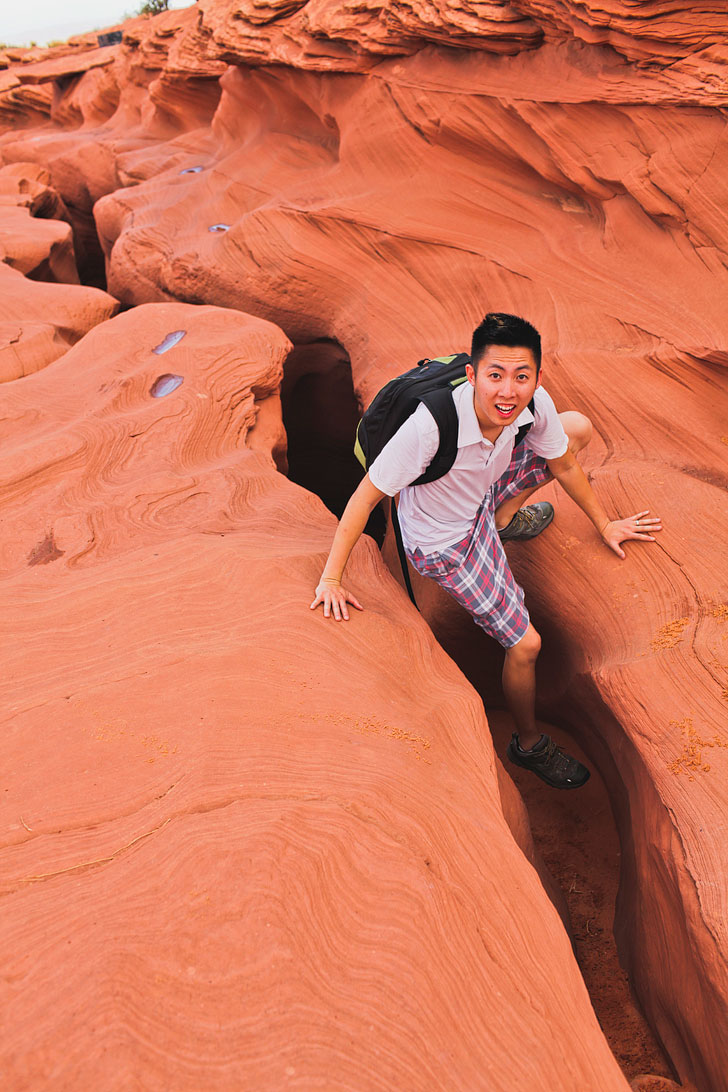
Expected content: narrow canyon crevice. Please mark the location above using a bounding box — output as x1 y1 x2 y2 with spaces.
67 207 109 291
280 338 386 544
404 541 684 1085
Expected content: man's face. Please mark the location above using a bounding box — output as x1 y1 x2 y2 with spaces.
466 345 541 434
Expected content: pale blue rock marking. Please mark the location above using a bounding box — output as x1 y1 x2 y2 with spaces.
152 330 186 355
150 374 184 398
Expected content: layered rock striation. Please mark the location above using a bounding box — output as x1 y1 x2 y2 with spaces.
0 303 629 1090
1 3 727 1089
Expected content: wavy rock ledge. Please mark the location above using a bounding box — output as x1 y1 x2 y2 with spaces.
1 3 727 1089
0 303 629 1090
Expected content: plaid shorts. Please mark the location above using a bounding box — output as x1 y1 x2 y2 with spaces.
406 444 551 648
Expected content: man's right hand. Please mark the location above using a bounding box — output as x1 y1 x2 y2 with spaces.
308 474 384 621
310 579 364 621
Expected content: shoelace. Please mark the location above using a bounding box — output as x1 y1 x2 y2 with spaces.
518 506 541 530
534 737 569 769
542 737 557 760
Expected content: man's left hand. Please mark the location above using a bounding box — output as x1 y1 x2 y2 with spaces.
600 510 662 559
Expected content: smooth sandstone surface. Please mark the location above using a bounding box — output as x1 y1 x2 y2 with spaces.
0 303 629 1090
0 205 78 282
1 2 727 1088
0 263 117 380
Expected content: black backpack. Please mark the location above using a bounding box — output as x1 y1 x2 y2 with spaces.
354 353 534 606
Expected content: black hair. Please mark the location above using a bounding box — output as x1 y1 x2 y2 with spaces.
470 313 541 373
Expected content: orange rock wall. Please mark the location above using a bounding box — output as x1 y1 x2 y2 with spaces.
1 3 727 1089
0 302 628 1090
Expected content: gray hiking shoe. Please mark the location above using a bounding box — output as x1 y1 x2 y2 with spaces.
506 733 590 789
498 501 554 541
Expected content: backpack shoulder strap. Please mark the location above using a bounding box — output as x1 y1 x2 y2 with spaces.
514 397 536 448
412 385 459 486
386 359 465 610
390 497 418 608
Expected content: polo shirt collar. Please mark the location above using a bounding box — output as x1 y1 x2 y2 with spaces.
455 382 485 446
514 402 535 429
455 382 535 447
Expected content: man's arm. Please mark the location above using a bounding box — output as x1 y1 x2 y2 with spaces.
310 474 388 619
546 448 661 559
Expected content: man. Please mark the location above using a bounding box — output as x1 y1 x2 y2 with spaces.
310 313 661 788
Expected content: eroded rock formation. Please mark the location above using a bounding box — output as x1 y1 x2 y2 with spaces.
0 302 630 1090
1 3 727 1089
0 162 116 379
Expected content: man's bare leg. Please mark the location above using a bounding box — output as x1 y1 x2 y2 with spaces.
502 622 590 787
494 411 592 530
502 624 542 749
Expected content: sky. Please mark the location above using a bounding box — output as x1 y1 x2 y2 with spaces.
2 0 195 48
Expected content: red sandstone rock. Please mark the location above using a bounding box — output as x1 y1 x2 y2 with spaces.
516 0 728 66
0 157 112 375
91 38 728 1092
194 0 544 71
0 71 21 95
6 46 117 86
0 264 116 379
630 1076 696 1092
0 206 78 282
0 80 53 127
0 302 630 1090
2 3 728 1088
0 161 69 218
0 11 222 282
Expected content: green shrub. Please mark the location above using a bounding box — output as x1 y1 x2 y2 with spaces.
137 0 169 13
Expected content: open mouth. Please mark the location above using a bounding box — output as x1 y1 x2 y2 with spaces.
495 403 517 419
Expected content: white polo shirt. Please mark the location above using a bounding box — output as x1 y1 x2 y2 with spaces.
368 381 569 553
